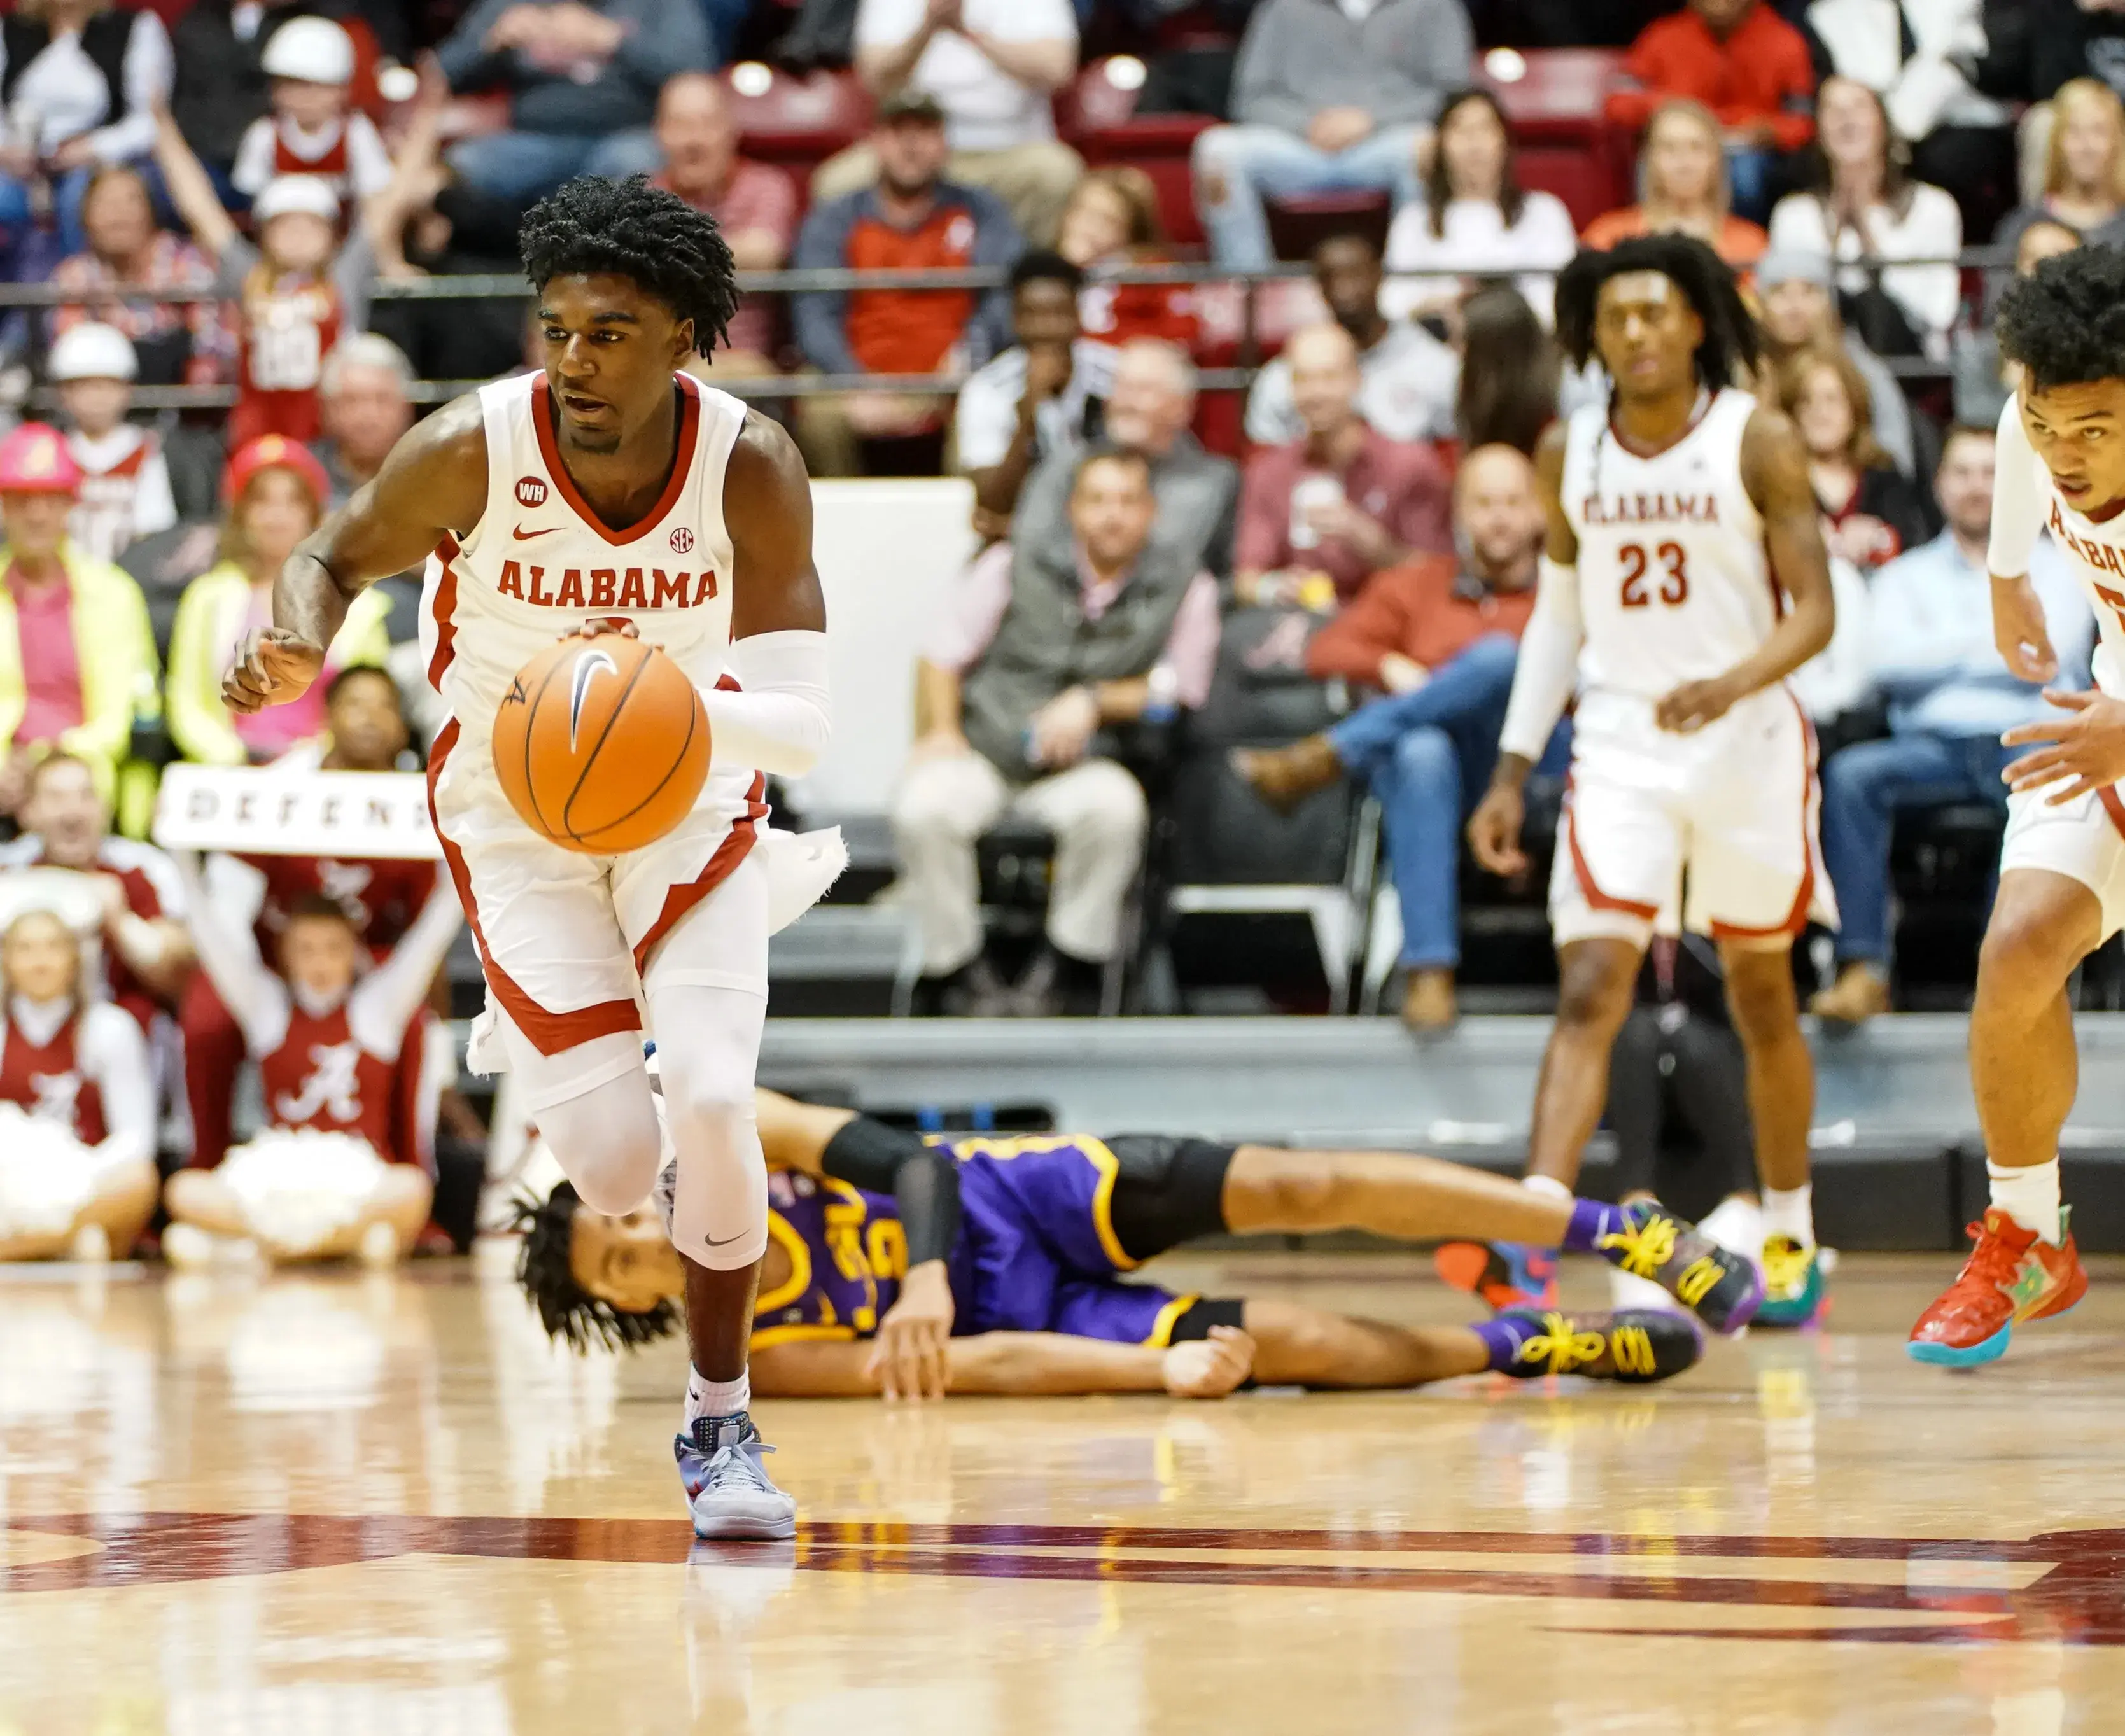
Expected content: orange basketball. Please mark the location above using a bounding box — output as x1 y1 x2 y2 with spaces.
492 635 710 855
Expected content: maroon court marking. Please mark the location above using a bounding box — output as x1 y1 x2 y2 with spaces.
8 1513 2125 1644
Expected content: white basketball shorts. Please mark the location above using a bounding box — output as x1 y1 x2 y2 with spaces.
1999 781 2125 942
1549 688 1836 949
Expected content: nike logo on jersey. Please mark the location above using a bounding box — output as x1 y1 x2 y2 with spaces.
512 525 558 540
568 648 619 751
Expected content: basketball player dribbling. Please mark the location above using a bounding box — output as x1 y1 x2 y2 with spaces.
1906 246 2125 1364
220 177 834 1537
1466 237 1838 1327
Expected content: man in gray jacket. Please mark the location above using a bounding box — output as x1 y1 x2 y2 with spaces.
1191 0 1474 268
894 447 1223 1014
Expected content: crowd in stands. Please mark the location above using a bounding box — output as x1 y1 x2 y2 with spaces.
4 0 2125 1271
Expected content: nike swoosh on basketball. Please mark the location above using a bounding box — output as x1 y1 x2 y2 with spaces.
512 525 558 540
568 648 620 752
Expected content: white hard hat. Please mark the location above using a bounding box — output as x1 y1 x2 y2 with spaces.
262 16 355 86
48 321 137 383
253 174 342 226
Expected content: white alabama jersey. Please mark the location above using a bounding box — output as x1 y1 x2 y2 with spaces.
419 369 747 747
1561 388 1776 720
2030 490 2125 698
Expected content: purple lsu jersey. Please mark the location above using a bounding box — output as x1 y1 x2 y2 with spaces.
748 1135 1199 1354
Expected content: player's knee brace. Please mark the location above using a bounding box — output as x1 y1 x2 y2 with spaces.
535 1077 664 1218
661 1058 768 1270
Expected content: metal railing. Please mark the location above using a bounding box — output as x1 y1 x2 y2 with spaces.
7 248 2017 410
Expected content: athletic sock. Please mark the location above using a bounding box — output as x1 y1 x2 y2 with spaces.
1760 1184 1815 1250
1988 1157 2063 1245
1471 1314 1538 1373
1560 1197 1627 1253
1520 1174 1572 1204
685 1368 751 1431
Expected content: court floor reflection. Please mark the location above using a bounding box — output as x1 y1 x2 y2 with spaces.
5 1252 2125 1733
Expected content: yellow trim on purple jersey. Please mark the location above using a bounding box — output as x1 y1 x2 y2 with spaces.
1145 1292 1201 1348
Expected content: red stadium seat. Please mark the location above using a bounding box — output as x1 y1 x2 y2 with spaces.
1056 57 1217 246
722 64 874 174
1480 48 1634 231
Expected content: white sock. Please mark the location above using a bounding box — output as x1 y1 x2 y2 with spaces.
1760 1184 1814 1250
684 1368 751 1428
1697 1195 1764 1260
1988 1158 2063 1245
1521 1174 1573 1203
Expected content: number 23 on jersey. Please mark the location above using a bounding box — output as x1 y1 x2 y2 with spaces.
1619 541 1690 609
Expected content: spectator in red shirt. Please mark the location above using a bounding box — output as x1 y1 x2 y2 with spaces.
1233 323 1453 611
1233 445 1545 1031
1056 167 1198 352
790 90 1022 476
1607 0 1816 223
651 72 800 378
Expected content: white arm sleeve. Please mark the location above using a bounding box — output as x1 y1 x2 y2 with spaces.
1497 557 1585 763
83 1005 155 1169
171 851 286 1054
348 883 463 1060
704 630 832 780
1989 393 2047 580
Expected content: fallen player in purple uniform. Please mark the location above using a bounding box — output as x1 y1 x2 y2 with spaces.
514 1091 1763 1397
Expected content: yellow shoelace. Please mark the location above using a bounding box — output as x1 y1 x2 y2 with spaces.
1596 1212 1677 1279
1514 1311 1611 1375
1762 1236 1814 1295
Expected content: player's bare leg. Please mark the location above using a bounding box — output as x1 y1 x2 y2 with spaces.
1911 869 2094 1364
1718 937 1823 1325
1522 937 1643 1191
1240 1298 1701 1388
1220 1140 1759 1331
684 1256 762 1385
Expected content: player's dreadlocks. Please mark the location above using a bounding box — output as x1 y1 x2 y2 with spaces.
1996 242 2125 391
1555 234 1760 390
512 1182 680 1354
518 175 740 357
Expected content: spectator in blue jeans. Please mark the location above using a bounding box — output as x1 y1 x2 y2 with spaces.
435 1 714 204
1191 0 1473 269
1809 424 2095 1025
1233 444 1545 1030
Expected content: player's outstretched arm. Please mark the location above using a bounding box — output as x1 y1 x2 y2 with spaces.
750 1327 1254 1399
1988 391 2062 683
709 410 832 778
1655 407 1835 733
1471 421 1581 875
222 396 489 715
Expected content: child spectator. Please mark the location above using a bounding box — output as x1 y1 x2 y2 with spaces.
164 860 458 1268
1056 167 1198 351
154 108 372 449
50 322 176 566
165 436 389 767
0 906 157 1264
230 18 393 223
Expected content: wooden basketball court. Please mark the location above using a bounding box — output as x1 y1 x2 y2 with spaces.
4 1248 2122 1732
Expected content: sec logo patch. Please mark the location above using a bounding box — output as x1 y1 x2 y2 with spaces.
515 477 549 508
670 527 695 553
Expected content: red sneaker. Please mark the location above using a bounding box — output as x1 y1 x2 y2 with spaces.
1907 1208 2087 1367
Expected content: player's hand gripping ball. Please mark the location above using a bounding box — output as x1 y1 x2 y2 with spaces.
493 627 710 854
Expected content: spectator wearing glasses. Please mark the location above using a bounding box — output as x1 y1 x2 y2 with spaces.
1246 230 1459 448
1382 88 1578 326
1581 97 1770 267
1191 0 1475 270
1809 425 2094 1025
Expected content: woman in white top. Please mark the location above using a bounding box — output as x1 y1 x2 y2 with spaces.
1382 90 1577 325
1767 76 1963 358
0 0 171 260
1994 77 2125 254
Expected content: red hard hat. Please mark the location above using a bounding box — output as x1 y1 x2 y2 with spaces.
224 433 330 510
0 423 81 495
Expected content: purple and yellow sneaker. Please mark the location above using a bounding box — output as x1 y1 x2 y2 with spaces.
1435 1240 1559 1311
1490 1308 1704 1383
677 1413 796 1541
1595 1199 1764 1334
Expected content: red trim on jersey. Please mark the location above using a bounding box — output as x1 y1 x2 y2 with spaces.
425 718 641 1056
2086 496 2125 527
529 370 704 547
1562 778 1662 921
631 772 768 975
2098 783 2125 841
1709 693 1821 942
426 533 461 691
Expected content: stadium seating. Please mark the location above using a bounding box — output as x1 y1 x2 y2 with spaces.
1055 57 1216 246
720 62 874 176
